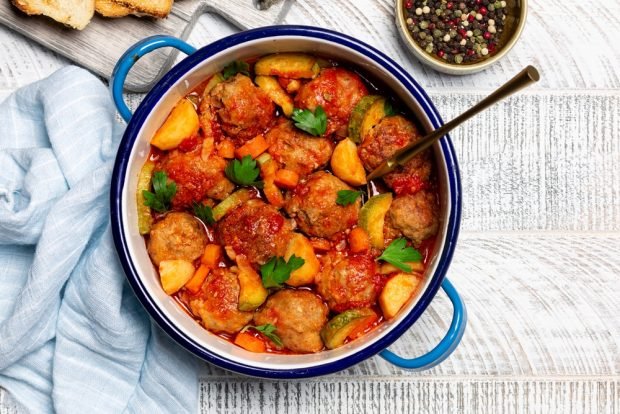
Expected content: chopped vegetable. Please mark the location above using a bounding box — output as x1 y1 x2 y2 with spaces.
320 308 377 349
222 60 250 80
136 159 155 235
254 75 294 116
225 155 263 188
234 331 267 353
274 169 300 189
257 153 284 206
379 273 421 319
235 134 269 160
251 323 283 347
142 171 177 213
260 255 305 288
358 193 393 248
150 98 200 150
378 238 422 272
348 227 370 253
336 189 362 206
159 260 195 295
184 264 210 294
309 238 331 252
292 106 327 136
212 188 253 221
331 138 367 186
284 233 320 286
192 202 215 225
348 95 381 143
200 244 222 268
217 139 236 159
380 261 424 274
236 256 269 311
360 97 388 142
254 53 320 79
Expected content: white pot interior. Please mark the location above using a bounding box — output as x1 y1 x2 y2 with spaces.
121 35 452 371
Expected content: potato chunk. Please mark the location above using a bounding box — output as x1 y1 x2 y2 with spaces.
331 138 367 186
150 98 200 150
254 53 320 79
379 273 421 319
236 256 268 311
255 75 294 116
285 233 320 286
159 260 196 295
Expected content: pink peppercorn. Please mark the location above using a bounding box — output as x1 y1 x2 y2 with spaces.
437 50 445 58
483 31 492 40
405 0 413 9
479 6 488 15
446 2 454 9
468 14 475 22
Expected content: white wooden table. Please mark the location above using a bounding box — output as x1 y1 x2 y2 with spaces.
1 0 619 412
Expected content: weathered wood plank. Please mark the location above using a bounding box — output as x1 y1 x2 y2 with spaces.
199 378 619 414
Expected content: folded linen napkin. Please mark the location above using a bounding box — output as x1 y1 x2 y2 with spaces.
0 67 199 413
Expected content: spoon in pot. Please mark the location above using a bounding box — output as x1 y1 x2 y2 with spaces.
366 65 540 180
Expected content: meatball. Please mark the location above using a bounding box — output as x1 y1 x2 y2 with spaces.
158 144 234 208
358 115 432 196
316 252 379 312
147 212 207 266
295 68 368 136
266 120 334 177
254 289 328 353
285 171 360 238
206 74 276 144
186 268 253 334
217 199 293 265
388 190 439 246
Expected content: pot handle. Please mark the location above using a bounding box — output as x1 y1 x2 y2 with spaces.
110 35 197 123
379 278 466 371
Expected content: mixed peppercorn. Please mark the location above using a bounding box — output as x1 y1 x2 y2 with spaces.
404 0 508 64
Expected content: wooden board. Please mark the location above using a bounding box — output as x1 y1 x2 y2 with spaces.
0 0 292 92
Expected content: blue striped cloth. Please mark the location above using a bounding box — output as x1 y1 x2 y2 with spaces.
0 67 199 413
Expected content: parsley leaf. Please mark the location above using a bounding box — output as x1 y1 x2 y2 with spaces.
222 60 250 80
292 106 327 136
378 238 423 272
251 324 283 347
225 155 263 188
384 99 396 116
260 255 305 288
142 171 177 213
192 202 215 225
336 189 362 206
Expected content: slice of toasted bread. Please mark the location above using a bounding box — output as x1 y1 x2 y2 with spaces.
114 0 172 18
12 0 95 30
95 0 132 17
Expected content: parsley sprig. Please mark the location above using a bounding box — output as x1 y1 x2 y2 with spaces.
336 190 362 206
222 60 250 80
192 202 215 225
292 106 327 136
225 155 263 188
384 99 396 117
378 238 423 272
143 171 176 213
260 255 305 288
243 324 283 347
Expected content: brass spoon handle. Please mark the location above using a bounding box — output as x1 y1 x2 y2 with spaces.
366 65 541 180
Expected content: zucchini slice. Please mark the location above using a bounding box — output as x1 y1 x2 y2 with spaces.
358 193 393 249
321 308 378 349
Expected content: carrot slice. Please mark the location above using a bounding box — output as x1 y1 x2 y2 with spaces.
234 331 267 353
263 178 285 207
235 134 269 159
274 169 299 189
201 244 222 268
217 139 235 159
184 264 210 293
349 227 370 253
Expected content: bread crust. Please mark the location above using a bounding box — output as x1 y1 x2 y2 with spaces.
12 0 95 30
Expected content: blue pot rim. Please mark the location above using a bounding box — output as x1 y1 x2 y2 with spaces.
110 25 462 379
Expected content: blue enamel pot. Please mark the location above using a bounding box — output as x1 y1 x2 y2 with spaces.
110 25 466 379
